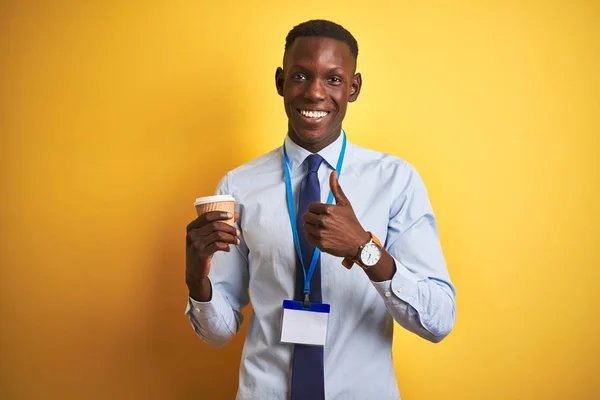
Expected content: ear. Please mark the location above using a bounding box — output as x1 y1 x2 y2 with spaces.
275 67 284 97
348 72 362 103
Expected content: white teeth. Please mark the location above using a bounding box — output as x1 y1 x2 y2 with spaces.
300 110 328 118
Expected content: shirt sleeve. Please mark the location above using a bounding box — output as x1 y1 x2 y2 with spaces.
371 163 456 343
184 173 250 348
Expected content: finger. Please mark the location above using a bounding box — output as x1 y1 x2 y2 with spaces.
303 222 321 238
307 202 332 215
206 241 231 254
187 211 233 231
193 220 238 237
189 232 238 256
303 211 321 226
234 212 240 222
305 232 320 247
204 231 240 246
330 171 348 206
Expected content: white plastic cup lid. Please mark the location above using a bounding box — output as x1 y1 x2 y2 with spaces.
194 195 235 206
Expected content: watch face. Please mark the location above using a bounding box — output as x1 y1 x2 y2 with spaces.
360 243 381 267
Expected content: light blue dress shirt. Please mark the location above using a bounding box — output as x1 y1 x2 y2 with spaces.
185 132 456 400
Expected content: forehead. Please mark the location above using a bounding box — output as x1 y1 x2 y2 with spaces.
284 36 355 71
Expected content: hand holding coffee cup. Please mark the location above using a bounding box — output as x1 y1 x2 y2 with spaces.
185 195 239 300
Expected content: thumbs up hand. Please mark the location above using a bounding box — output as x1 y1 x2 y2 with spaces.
303 171 371 259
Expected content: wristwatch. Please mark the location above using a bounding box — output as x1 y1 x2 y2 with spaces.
342 232 383 270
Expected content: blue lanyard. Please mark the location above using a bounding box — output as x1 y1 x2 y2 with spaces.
283 130 347 303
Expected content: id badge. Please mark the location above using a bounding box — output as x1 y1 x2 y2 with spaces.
280 300 330 346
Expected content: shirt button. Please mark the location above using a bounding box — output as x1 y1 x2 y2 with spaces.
385 291 391 298
397 288 403 294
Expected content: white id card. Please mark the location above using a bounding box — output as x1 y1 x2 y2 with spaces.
280 300 330 346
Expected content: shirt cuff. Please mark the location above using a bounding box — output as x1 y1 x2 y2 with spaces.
371 257 421 308
184 279 222 321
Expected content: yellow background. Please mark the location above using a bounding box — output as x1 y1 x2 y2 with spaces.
1 0 599 399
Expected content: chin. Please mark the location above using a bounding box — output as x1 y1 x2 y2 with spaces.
294 128 328 143
290 121 337 143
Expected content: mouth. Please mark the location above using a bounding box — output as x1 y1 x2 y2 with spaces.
296 108 331 124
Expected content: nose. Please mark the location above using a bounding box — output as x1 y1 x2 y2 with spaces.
304 78 326 101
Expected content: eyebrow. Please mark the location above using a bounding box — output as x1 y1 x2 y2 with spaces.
288 64 347 73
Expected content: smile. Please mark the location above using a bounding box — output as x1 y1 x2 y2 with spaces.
297 109 330 121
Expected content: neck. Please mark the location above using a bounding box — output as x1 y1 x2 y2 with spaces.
288 126 342 153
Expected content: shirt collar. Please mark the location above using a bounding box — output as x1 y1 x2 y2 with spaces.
283 130 345 173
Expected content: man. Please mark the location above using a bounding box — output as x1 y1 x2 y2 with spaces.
185 19 456 400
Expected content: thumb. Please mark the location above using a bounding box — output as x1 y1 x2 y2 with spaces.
330 171 349 206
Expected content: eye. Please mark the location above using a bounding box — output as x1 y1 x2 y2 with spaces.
328 76 343 84
292 73 307 80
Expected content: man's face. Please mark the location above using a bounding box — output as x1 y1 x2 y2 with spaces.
276 37 361 151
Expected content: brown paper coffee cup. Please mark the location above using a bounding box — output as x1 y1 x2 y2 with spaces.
194 195 235 226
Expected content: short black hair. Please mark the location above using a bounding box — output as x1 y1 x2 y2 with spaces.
284 19 359 60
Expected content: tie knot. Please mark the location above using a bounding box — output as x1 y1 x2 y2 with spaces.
306 154 324 173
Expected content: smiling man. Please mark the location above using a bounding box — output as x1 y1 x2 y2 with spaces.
185 20 456 400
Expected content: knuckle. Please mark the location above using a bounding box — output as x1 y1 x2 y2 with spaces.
203 212 216 221
318 215 326 227
216 231 227 241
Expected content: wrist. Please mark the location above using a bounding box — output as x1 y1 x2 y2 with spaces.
187 276 212 302
364 250 396 282
347 230 371 259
